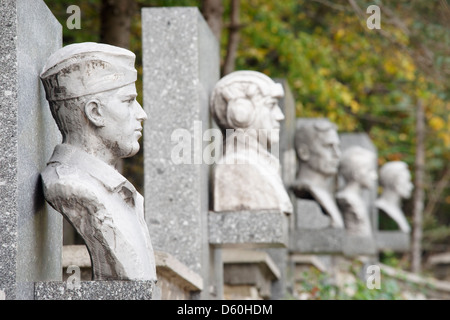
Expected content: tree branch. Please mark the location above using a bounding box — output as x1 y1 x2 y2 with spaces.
222 0 241 76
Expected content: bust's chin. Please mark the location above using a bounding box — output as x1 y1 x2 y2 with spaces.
117 142 140 159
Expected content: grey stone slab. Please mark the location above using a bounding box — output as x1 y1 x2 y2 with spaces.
0 0 62 300
375 231 410 252
209 210 289 248
290 229 345 254
274 79 297 186
295 199 332 229
142 7 219 299
34 281 158 300
343 235 377 256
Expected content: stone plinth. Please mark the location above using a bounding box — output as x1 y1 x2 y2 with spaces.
61 245 203 300
34 281 158 300
223 249 280 300
209 210 289 248
0 0 62 300
290 199 377 256
142 7 219 299
290 199 344 254
155 251 203 300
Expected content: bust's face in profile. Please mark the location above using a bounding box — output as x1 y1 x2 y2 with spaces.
248 93 285 147
96 83 147 159
356 159 377 189
308 129 341 176
394 169 413 199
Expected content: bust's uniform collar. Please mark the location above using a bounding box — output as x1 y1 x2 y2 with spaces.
48 143 133 194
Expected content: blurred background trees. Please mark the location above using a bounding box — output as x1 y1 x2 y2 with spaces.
43 0 450 273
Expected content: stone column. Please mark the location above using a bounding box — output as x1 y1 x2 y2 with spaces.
142 7 220 299
0 0 62 300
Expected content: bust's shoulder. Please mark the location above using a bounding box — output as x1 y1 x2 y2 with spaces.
41 162 101 205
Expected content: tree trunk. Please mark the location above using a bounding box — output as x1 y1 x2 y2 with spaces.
222 0 241 76
411 99 425 274
423 165 450 217
201 0 224 41
100 0 137 49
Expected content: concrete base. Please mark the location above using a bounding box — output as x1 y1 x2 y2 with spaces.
209 210 289 248
222 249 280 300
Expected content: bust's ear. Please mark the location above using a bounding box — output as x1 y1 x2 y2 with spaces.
297 143 310 161
85 99 104 127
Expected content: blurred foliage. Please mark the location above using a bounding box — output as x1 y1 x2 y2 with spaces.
43 0 450 251
295 261 405 300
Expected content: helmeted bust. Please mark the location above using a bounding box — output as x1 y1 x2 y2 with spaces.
292 118 344 228
336 146 377 236
210 71 293 215
375 161 412 233
40 42 156 281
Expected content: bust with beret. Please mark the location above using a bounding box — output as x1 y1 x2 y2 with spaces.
40 42 156 281
210 70 293 215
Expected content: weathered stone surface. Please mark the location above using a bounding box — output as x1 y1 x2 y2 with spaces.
0 0 62 300
142 7 219 298
375 231 410 252
209 210 289 248
40 43 156 281
34 280 158 300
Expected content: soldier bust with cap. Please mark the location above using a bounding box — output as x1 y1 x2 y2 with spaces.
40 42 156 281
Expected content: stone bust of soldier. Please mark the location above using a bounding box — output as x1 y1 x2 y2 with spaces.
292 119 344 228
210 70 293 215
40 42 156 281
375 161 412 233
336 146 377 237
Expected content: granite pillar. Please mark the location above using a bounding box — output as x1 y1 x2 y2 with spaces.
0 0 62 300
142 7 220 299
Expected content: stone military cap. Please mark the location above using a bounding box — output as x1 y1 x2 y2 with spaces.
40 42 137 101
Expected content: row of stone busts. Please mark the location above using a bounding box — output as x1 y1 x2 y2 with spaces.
38 42 411 283
292 118 413 235
209 72 413 236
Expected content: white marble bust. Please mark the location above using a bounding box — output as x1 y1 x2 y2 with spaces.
375 161 412 233
210 71 293 215
292 119 344 228
336 146 377 236
40 42 156 281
